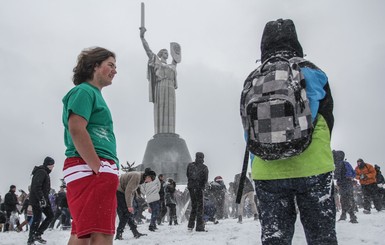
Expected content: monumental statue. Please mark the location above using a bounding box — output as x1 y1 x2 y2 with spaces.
140 27 179 134
138 3 191 183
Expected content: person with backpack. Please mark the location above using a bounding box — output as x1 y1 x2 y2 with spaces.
355 158 382 213
333 150 358 223
186 152 209 232
240 19 337 244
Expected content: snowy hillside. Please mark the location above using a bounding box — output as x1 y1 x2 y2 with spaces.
0 209 383 245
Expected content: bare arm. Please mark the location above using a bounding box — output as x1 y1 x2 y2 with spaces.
68 113 101 174
140 27 154 59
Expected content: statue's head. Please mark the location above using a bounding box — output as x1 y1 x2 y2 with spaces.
157 49 168 60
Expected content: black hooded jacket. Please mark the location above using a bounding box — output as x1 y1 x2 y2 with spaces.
4 190 18 212
29 165 52 206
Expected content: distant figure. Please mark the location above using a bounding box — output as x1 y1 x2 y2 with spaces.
28 157 55 245
233 173 258 223
333 150 358 223
140 168 161 232
374 164 385 207
157 174 167 225
140 27 179 134
355 158 382 213
186 152 209 232
4 185 19 232
62 47 119 245
116 171 146 240
164 178 178 225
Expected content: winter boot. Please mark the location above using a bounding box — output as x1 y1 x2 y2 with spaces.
132 228 147 239
174 216 178 225
169 218 173 226
27 236 35 245
254 213 259 220
349 213 358 223
237 215 242 224
363 209 371 214
33 234 47 244
148 225 156 232
114 232 123 240
338 213 347 221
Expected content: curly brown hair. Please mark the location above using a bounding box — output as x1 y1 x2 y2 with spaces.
72 47 116 85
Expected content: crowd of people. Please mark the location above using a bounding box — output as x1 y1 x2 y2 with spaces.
1 154 384 242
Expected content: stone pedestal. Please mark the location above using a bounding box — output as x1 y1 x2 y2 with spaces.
140 133 191 184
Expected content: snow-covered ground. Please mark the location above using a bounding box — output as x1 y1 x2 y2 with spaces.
0 209 383 245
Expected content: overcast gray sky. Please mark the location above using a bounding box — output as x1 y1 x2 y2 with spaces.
1 0 384 195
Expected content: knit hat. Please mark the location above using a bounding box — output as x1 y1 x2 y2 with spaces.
43 156 55 166
10 185 16 190
260 19 303 63
214 176 223 182
357 158 364 164
196 152 204 158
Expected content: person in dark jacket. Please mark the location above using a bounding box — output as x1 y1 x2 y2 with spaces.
210 176 226 220
48 186 65 230
374 164 385 207
333 150 358 223
27 156 55 245
186 152 209 232
157 174 167 225
3 185 19 232
165 178 178 225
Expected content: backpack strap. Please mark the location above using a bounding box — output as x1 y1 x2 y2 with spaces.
236 146 250 204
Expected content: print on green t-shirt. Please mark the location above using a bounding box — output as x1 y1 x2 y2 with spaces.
62 82 118 166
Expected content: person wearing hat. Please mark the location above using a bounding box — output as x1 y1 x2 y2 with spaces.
355 158 382 213
3 184 19 232
186 152 209 232
244 19 337 244
27 156 55 245
140 169 161 232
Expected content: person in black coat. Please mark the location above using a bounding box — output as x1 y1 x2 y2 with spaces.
165 178 178 225
186 152 209 232
27 156 55 245
3 185 19 232
157 174 167 225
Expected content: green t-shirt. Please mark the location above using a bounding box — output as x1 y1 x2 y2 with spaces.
62 82 119 167
251 115 334 180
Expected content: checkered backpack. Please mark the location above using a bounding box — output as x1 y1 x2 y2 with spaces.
240 56 314 160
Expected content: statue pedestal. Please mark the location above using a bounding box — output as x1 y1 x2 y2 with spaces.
140 133 191 184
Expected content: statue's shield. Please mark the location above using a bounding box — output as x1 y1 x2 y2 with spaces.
170 42 181 63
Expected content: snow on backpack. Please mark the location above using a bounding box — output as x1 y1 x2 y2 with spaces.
240 56 314 161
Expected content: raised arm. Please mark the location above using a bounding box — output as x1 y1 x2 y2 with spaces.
140 27 154 59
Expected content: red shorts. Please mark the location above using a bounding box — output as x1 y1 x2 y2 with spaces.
64 157 119 238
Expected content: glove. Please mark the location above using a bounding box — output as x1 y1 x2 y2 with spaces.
39 198 47 208
360 174 367 180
